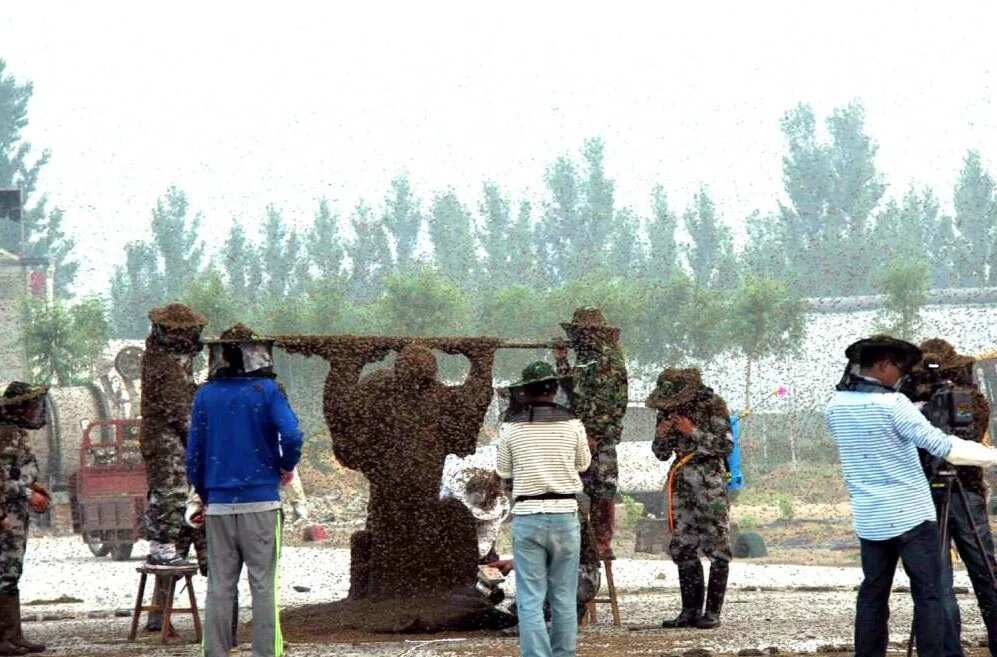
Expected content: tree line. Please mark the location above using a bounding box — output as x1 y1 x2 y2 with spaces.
2 58 996 389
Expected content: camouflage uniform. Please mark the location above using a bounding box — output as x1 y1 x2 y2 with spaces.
0 427 38 596
648 368 732 629
140 304 206 565
556 307 628 559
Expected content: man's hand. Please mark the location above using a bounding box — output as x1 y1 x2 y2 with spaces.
0 515 10 531
489 559 514 575
28 491 49 514
280 470 294 487
553 343 569 362
673 415 696 436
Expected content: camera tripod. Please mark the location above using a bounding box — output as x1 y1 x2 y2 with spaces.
906 469 997 657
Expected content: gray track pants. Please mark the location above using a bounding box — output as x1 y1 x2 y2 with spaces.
204 510 283 657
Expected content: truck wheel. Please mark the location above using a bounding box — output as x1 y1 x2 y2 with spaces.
112 543 134 561
85 533 111 558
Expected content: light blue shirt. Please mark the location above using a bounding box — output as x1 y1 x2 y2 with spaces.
825 387 953 541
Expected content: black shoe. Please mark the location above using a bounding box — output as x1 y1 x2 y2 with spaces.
661 608 701 628
695 611 721 629
144 613 163 632
147 554 191 567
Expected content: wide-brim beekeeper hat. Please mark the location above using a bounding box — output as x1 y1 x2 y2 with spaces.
645 368 704 413
203 324 275 377
844 334 922 371
507 361 569 391
148 303 208 329
560 306 621 342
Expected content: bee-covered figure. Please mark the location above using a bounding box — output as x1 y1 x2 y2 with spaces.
647 368 733 630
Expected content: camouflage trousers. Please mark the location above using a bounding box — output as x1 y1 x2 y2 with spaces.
143 446 188 548
581 441 618 501
0 507 29 595
668 489 731 565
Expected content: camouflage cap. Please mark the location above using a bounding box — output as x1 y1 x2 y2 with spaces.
645 368 703 412
844 334 922 371
0 381 48 407
508 361 565 390
560 306 621 342
148 303 208 329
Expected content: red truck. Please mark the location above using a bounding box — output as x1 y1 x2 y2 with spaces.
67 420 147 560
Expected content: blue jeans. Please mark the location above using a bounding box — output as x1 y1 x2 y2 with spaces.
857 521 944 657
512 513 581 657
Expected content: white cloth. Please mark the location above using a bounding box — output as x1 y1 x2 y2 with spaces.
440 458 510 558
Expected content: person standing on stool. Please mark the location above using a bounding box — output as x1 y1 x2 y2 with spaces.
0 383 50 655
186 325 303 657
647 368 733 630
554 307 628 561
497 361 590 657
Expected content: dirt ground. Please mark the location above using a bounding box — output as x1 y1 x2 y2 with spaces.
27 587 995 657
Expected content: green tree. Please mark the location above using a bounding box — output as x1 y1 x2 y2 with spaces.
23 296 109 385
308 199 345 281
383 175 423 270
258 206 304 299
645 185 678 281
507 200 541 287
347 201 392 301
109 242 165 338
952 150 996 286
576 137 615 276
478 182 513 288
875 259 930 341
183 270 241 335
740 211 788 281
150 186 204 301
684 187 734 288
538 156 580 284
377 267 471 336
428 190 477 284
725 276 808 413
0 60 77 296
779 102 884 294
222 220 257 301
607 207 643 279
928 214 960 289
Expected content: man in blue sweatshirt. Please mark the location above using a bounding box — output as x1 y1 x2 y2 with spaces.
186 325 303 657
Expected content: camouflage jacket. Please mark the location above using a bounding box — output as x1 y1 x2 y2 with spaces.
0 427 39 516
651 397 733 489
556 343 628 445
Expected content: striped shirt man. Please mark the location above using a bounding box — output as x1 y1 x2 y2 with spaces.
825 385 952 541
496 405 591 515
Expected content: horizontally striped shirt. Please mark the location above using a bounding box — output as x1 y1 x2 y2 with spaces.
496 416 591 515
825 388 953 541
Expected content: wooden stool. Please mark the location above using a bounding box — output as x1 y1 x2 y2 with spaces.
128 564 202 644
583 559 621 627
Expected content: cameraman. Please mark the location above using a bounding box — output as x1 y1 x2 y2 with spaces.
909 339 996 657
825 335 997 657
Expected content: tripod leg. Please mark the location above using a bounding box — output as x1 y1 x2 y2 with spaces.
954 479 997 588
909 488 953 657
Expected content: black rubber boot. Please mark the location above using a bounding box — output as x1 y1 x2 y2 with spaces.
12 592 43 653
696 560 729 629
0 594 28 655
661 561 704 628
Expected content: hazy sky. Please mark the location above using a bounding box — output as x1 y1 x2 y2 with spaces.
1 1 995 297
